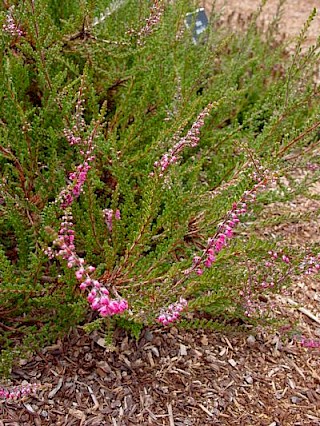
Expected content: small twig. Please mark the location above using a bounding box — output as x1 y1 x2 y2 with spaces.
288 359 305 380
286 297 320 325
87 385 99 411
278 121 320 156
167 402 175 426
198 403 214 417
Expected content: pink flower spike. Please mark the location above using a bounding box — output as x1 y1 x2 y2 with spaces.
92 280 101 289
87 289 97 303
119 299 128 311
157 314 166 323
179 298 187 307
207 237 215 247
158 297 188 325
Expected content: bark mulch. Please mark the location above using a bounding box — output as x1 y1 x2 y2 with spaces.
1 310 320 426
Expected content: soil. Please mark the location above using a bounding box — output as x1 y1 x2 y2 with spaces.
1 2 320 425
204 0 320 47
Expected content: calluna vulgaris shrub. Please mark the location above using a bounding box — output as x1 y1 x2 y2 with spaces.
0 0 319 385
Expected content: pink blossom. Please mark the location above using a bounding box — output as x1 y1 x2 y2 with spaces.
45 87 128 318
298 336 320 348
2 9 23 37
103 208 121 232
185 174 269 276
130 1 165 46
0 383 40 401
157 297 188 325
282 254 290 264
75 267 85 280
154 104 213 176
48 208 127 317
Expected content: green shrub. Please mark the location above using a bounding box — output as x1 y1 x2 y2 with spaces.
0 0 319 378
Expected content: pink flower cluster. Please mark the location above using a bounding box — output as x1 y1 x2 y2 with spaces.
157 297 188 325
59 161 93 207
297 336 320 348
2 9 23 37
299 254 320 275
86 286 128 316
0 383 39 401
267 250 290 264
154 104 213 176
103 208 121 232
186 182 264 276
133 1 164 46
64 128 83 146
59 130 95 208
46 208 128 317
307 163 320 171
45 88 128 317
240 249 291 317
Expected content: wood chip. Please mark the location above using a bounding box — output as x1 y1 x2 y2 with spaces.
200 335 209 346
179 344 187 356
147 351 155 367
48 377 63 399
87 385 100 411
23 403 36 414
285 298 320 325
198 403 214 417
228 359 237 368
69 408 86 421
288 360 306 380
167 402 175 426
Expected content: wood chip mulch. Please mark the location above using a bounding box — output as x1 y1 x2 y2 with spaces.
1 315 320 426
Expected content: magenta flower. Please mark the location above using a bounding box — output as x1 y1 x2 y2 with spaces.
129 1 165 46
0 383 40 401
48 208 128 317
154 104 213 176
184 175 270 277
2 9 23 37
157 297 188 325
103 208 121 232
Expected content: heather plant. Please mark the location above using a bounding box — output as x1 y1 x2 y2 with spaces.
0 0 320 383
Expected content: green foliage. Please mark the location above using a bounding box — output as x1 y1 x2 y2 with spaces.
0 0 319 377
116 317 144 340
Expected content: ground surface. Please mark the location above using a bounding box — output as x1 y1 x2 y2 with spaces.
1 2 320 425
204 0 320 47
